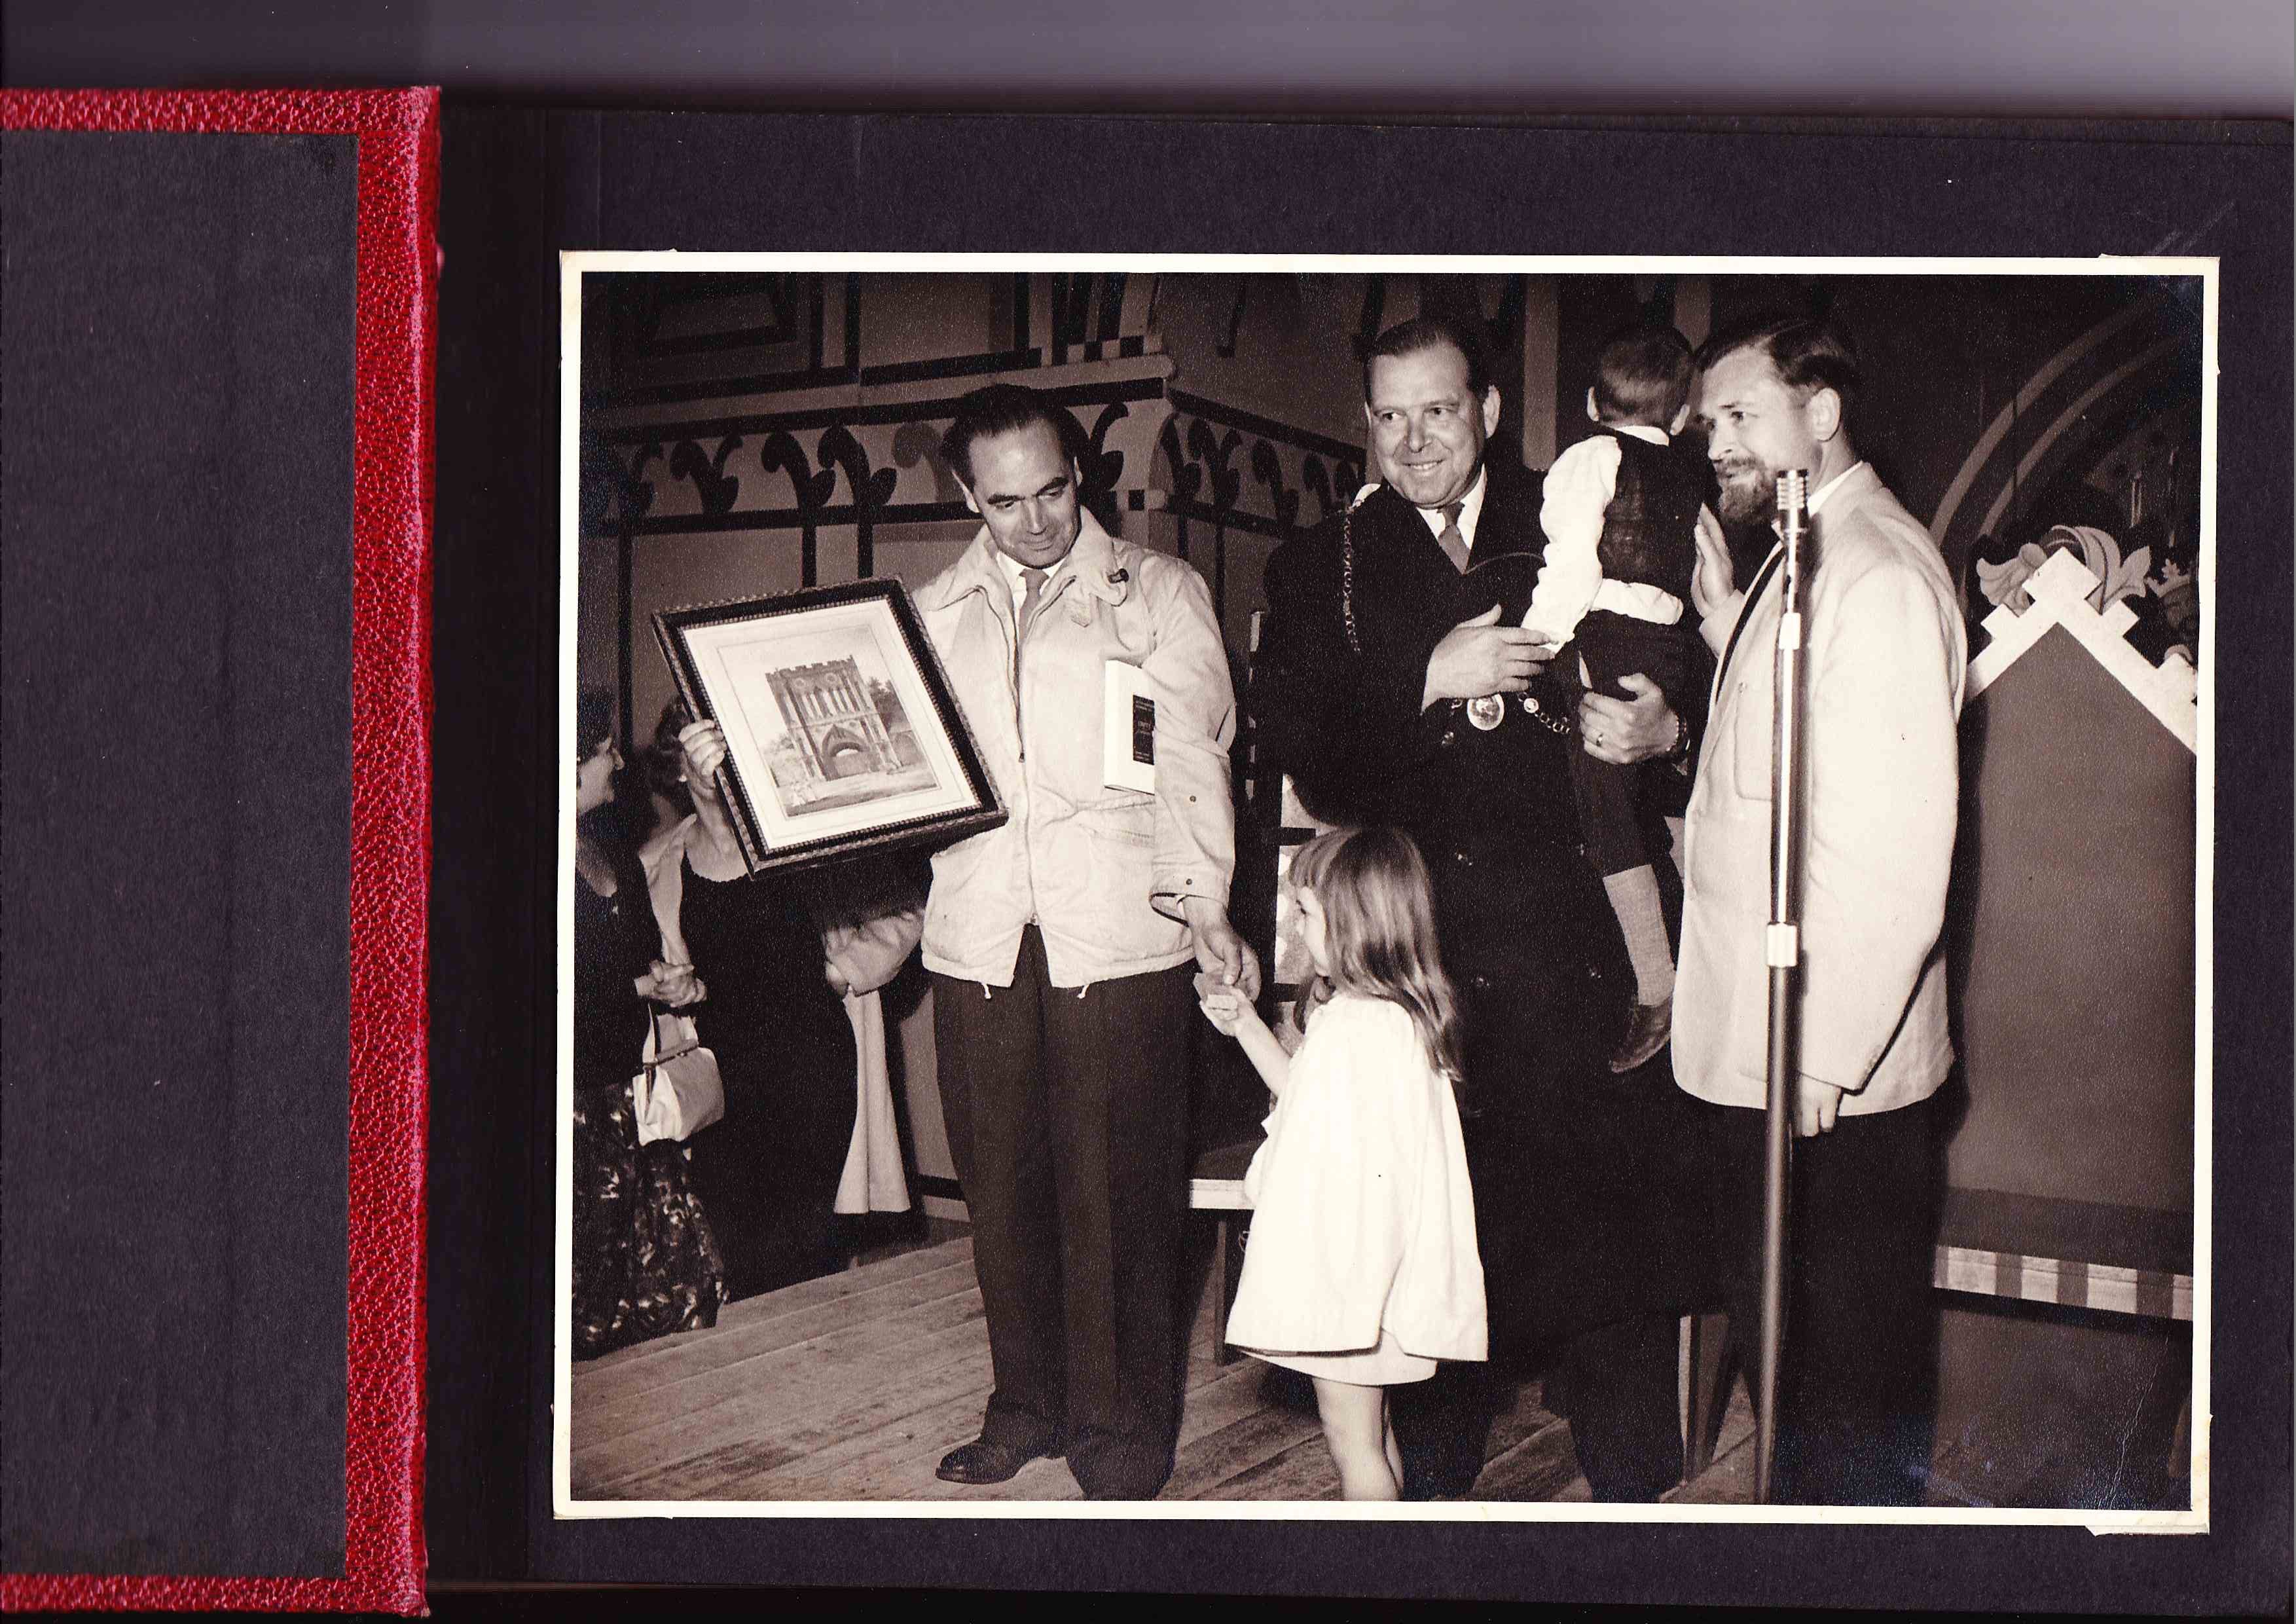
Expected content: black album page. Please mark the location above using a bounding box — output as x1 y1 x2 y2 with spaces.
424 108 2290 1611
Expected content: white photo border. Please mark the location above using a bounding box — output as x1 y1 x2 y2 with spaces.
555 250 2216 1534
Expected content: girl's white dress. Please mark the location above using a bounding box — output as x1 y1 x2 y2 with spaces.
1226 993 1487 1384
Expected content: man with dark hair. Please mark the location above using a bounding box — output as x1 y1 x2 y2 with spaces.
1615 309 1967 1502
937 381 1080 487
914 381 1258 1500
1360 313 1497 406
1254 312 1711 1500
1696 312 1864 439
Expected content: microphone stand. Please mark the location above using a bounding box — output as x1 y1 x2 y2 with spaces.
1755 468 1811 1504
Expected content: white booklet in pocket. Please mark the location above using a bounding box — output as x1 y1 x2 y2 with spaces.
1102 659 1157 793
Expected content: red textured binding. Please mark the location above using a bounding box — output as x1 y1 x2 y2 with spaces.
0 89 437 1616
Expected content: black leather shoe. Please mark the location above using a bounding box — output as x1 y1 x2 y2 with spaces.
1608 998 1672 1074
936 1438 1057 1485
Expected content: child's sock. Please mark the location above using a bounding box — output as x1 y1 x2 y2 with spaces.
1604 865 1674 1006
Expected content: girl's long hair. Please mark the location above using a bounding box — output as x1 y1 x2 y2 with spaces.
1290 826 1467 1098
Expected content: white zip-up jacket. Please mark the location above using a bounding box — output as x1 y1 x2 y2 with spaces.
912 512 1237 988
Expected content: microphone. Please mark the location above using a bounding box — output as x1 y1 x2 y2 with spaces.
1755 462 1812 1507
1776 470 1809 599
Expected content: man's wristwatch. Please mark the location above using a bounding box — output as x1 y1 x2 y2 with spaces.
1666 709 1694 762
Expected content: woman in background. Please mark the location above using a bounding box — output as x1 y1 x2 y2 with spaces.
643 708 869 1300
571 689 725 1357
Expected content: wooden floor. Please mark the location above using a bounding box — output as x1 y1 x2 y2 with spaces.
569 1236 1760 1504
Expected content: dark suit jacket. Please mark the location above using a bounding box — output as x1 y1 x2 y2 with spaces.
1259 462 1563 830
1253 457 1714 1346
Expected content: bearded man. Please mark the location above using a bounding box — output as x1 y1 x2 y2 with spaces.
1613 311 1967 1504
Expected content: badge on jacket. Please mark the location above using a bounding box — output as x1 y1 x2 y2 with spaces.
1103 659 1157 792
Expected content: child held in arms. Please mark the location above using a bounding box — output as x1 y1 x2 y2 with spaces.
1525 320 1715 1075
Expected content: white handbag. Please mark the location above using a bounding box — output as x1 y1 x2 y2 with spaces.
629 817 723 1144
632 1008 725 1146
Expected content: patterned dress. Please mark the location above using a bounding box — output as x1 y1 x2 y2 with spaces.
572 840 726 1359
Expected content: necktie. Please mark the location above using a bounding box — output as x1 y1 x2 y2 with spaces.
1436 501 1470 572
1017 566 1049 640
1013 566 1049 693
1019 564 1051 735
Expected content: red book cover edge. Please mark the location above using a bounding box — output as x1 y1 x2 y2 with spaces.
0 87 438 1617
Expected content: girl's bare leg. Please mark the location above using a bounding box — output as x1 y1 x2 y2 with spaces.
1313 1377 1400 1501
1382 1399 1406 1490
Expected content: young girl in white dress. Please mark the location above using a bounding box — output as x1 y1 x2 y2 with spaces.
1197 826 1486 1501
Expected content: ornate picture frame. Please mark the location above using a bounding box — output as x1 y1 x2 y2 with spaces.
652 578 1004 876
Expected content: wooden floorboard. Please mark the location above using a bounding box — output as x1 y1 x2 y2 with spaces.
1199 1433 1341 1502
577 1251 979 1409
574 1290 990 1496
598 1317 1001 1501
1476 1416 1585 1502
761 1308 1250 1502
568 1235 1787 1506
574 1261 983 1450
582 1239 970 1380
569 1236 2160 1511
750 1378 1001 1501
1163 1407 1329 1500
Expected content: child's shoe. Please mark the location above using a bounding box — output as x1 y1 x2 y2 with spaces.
1608 998 1671 1074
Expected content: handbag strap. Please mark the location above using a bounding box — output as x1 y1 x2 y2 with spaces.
647 817 694 966
642 1008 703 1071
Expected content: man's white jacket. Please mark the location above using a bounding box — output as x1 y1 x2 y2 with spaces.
913 512 1237 989
1675 463 1968 1115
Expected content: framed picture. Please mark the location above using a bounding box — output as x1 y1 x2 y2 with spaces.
652 578 1004 875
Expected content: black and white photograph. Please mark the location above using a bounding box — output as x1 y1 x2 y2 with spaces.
556 257 2209 1524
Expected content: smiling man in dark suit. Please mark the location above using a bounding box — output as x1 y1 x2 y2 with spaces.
1251 314 1712 1500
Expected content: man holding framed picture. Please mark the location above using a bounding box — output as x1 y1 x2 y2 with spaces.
915 382 1260 1501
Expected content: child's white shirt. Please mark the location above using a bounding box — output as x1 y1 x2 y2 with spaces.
1524 424 1688 648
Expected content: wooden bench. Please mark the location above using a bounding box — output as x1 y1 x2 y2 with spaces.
1189 1139 1258 1367
1930 1187 2192 1321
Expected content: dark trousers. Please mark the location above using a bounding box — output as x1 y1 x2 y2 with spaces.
1703 1094 1943 1505
1392 1312 1683 1502
1567 610 1697 878
932 929 1196 1499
